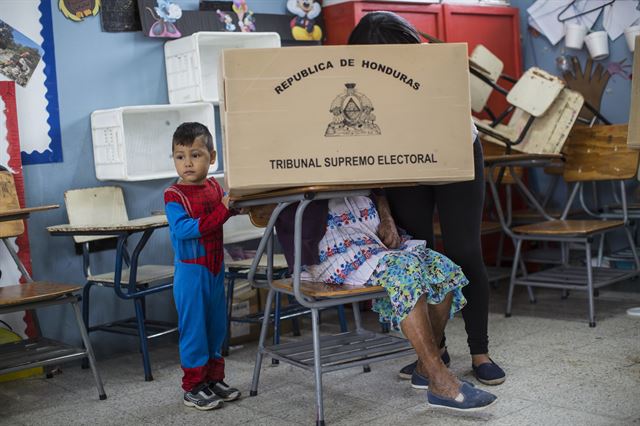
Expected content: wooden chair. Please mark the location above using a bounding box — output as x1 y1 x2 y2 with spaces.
235 186 414 426
486 125 640 326
62 186 175 379
0 172 105 399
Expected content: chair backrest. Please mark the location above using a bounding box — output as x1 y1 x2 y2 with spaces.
563 124 640 182
64 186 128 243
469 44 504 113
223 213 265 245
506 88 584 155
0 171 24 238
507 67 565 117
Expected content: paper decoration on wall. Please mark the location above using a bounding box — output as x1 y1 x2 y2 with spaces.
0 1 63 164
562 56 610 121
287 0 322 41
214 1 255 33
144 0 182 38
101 0 142 32
140 0 321 44
59 0 101 22
606 57 632 80
0 81 39 339
527 0 602 46
528 0 640 45
0 19 43 88
602 0 640 41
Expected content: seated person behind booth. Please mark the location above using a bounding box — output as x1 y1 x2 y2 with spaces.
164 122 241 411
275 195 498 411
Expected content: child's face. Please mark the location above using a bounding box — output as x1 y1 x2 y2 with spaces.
172 137 216 185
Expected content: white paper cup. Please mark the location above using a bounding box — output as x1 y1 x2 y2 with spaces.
564 23 588 49
584 31 609 60
624 25 640 52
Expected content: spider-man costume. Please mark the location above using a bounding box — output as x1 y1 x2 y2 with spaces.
164 177 232 391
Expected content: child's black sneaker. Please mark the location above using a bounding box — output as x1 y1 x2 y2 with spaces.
209 380 241 402
184 383 224 410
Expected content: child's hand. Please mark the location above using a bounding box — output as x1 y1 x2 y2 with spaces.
222 195 230 209
378 218 402 249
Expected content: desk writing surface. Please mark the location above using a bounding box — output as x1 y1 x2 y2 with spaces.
47 215 168 235
483 153 563 166
0 282 81 307
0 205 59 238
0 205 59 221
229 183 419 202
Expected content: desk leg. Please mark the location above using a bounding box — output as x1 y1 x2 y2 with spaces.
71 298 106 400
223 275 236 357
80 281 95 370
134 297 153 381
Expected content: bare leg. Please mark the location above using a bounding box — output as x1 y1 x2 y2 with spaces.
427 292 453 351
400 295 459 398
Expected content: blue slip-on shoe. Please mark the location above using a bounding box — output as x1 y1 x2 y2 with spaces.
472 358 506 385
411 370 475 390
410 369 430 389
427 382 497 412
399 349 451 380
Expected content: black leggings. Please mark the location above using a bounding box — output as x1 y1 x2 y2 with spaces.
386 141 489 355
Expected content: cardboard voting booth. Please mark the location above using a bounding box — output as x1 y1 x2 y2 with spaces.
219 44 475 196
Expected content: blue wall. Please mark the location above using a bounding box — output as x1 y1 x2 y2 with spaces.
24 0 635 356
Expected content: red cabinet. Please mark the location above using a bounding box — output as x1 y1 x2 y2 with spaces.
322 1 444 45
322 2 522 80
442 4 522 115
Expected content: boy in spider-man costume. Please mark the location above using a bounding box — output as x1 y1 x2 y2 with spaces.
164 122 240 410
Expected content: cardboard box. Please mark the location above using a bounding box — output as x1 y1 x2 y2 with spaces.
219 44 475 196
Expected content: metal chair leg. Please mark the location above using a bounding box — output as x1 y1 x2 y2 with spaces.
337 304 348 332
80 281 94 370
222 276 236 356
597 234 605 267
251 288 276 396
585 240 596 327
518 256 536 304
351 302 371 373
311 308 325 426
506 239 523 317
71 299 107 400
288 295 302 336
133 297 153 381
272 293 281 365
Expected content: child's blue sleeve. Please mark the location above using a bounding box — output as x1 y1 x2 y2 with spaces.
165 202 202 240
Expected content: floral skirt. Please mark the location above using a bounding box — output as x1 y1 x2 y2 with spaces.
366 245 468 330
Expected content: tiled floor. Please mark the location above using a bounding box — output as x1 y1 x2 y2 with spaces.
2 283 640 425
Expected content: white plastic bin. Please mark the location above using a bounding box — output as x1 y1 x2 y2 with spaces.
91 103 216 181
164 32 281 105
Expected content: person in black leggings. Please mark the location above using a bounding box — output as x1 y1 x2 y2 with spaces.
348 11 505 386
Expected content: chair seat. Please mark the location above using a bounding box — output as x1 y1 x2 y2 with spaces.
511 209 582 221
88 265 174 285
434 221 502 238
272 278 384 298
512 220 624 236
226 254 289 271
0 282 81 306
